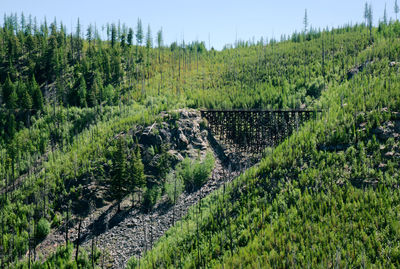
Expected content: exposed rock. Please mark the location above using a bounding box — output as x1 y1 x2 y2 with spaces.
177 132 189 149
167 150 184 162
347 61 372 80
385 151 394 158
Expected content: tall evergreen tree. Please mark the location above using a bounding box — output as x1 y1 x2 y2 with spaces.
395 0 399 21
5 114 16 140
77 75 87 107
136 18 143 46
17 81 32 109
367 3 373 39
121 33 126 48
157 28 163 48
2 76 14 107
7 83 18 109
364 2 369 25
145 24 152 49
127 27 134 46
383 3 388 25
75 18 83 60
303 9 308 33
130 145 145 206
45 32 58 80
111 53 122 84
157 28 163 63
86 24 93 46
30 75 43 110
111 23 117 48
111 136 129 211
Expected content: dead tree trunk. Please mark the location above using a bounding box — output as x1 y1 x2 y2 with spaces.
75 218 82 263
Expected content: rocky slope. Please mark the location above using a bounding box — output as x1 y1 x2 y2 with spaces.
35 109 251 268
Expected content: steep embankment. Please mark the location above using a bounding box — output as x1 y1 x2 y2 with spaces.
35 109 250 268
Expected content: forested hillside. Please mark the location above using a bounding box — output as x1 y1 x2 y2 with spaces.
128 23 400 268
0 7 400 268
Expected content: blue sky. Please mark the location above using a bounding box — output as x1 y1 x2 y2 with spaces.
2 0 395 50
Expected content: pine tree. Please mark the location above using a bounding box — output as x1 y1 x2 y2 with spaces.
127 28 134 46
20 12 26 33
30 76 43 110
396 0 399 21
87 79 98 107
111 136 129 211
45 33 58 80
6 114 16 140
25 33 36 57
86 24 93 46
130 145 145 207
303 9 308 33
367 3 373 40
17 81 32 110
136 18 143 46
2 76 14 107
111 23 117 48
383 3 388 25
364 2 369 25
77 75 87 107
4 77 18 109
157 28 163 48
157 28 163 63
121 33 126 48
75 18 83 60
111 53 122 85
146 24 152 49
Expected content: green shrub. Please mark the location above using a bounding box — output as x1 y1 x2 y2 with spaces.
51 213 61 228
177 151 215 191
306 77 324 98
165 170 184 204
143 186 161 211
36 218 51 241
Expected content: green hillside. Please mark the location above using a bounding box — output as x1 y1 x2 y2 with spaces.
128 25 400 268
0 10 399 268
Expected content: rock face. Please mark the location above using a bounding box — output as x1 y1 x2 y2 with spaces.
137 109 210 174
139 110 207 148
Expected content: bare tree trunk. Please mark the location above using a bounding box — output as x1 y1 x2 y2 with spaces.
91 238 95 268
75 218 82 263
65 202 69 245
28 218 31 269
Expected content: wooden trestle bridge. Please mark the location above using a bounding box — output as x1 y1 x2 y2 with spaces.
200 109 321 154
